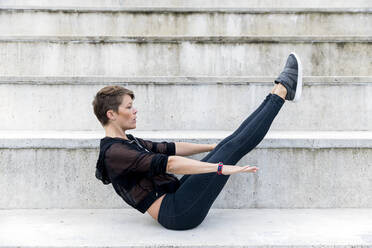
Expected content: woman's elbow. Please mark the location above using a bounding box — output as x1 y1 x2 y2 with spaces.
166 156 175 173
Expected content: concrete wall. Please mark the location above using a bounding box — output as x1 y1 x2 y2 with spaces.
1 9 371 36
0 38 371 76
1 144 371 209
0 78 372 131
1 0 371 8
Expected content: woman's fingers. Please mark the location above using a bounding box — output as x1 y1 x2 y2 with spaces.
222 165 259 175
243 166 259 173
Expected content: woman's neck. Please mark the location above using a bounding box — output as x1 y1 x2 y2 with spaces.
104 124 128 140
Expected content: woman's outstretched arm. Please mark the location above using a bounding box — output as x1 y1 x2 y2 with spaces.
166 155 258 175
175 142 217 156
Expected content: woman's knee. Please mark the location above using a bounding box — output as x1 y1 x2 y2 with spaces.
161 221 202 231
158 214 204 231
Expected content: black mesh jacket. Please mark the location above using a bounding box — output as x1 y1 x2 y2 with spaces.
95 134 180 213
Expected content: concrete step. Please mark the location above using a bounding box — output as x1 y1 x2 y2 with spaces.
1 209 372 246
1 7 371 36
1 76 371 131
1 0 371 8
0 36 371 76
1 130 371 209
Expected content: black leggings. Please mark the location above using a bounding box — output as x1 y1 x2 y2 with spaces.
157 93 285 230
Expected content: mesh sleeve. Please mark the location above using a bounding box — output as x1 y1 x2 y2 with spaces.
135 137 176 155
104 143 169 178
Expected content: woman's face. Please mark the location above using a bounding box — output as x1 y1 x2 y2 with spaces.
113 94 137 130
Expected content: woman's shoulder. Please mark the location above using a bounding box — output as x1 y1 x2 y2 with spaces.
101 134 150 157
100 135 136 145
101 137 134 154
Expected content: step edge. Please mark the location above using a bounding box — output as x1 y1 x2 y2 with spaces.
1 76 372 85
0 35 371 43
1 130 372 149
1 6 372 13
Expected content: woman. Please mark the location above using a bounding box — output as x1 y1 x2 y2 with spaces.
92 52 302 230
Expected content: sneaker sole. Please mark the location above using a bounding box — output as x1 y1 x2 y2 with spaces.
291 52 303 102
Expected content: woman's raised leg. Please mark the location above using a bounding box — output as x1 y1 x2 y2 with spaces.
159 92 285 230
159 53 302 230
178 92 272 185
179 83 287 185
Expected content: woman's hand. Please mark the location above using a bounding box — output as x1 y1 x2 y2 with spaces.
210 143 218 151
221 165 259 175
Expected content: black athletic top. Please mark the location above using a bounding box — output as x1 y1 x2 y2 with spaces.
95 134 180 213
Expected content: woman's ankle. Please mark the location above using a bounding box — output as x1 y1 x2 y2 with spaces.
272 83 287 100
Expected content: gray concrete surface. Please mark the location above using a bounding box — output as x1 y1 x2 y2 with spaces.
1 0 372 8
1 76 371 131
1 75 371 85
0 209 372 247
2 130 372 148
1 8 371 36
0 36 371 76
0 130 371 209
0 5 371 247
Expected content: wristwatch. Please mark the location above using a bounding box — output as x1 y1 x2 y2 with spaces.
217 162 223 175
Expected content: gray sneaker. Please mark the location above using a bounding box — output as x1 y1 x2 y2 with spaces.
274 52 303 102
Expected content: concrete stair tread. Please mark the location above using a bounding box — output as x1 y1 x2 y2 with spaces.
2 6 372 12
1 7 371 37
2 130 372 148
2 130 371 209
1 208 372 247
1 35 371 42
1 0 371 8
0 37 370 77
1 75 371 84
1 76 371 131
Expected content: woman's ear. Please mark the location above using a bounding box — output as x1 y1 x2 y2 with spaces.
106 110 116 121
